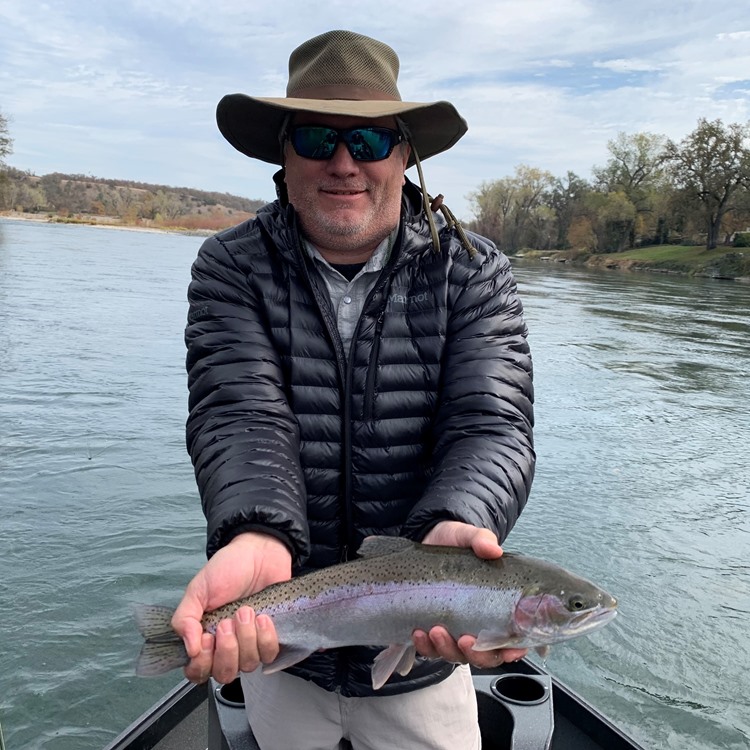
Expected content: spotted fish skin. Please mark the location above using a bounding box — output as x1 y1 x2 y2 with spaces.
135 536 617 689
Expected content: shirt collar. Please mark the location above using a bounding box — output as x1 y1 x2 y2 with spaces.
303 228 397 276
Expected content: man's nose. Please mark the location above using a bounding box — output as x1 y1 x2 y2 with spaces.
325 141 360 175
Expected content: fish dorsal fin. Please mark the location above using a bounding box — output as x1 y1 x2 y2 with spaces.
357 536 414 559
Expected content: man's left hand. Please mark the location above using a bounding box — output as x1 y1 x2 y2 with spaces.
412 520 528 668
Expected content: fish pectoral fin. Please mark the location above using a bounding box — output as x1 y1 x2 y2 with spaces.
472 630 516 652
261 645 315 675
371 643 416 690
535 645 551 661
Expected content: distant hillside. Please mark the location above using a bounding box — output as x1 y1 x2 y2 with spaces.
0 168 268 232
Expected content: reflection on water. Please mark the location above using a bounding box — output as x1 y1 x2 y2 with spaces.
1 224 749 749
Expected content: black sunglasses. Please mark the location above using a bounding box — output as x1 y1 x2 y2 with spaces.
288 125 404 162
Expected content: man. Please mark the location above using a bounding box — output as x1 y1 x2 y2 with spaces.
173 29 535 750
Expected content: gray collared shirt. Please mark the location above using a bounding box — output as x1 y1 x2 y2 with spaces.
303 229 397 357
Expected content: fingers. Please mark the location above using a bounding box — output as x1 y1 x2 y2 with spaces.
422 521 503 560
413 627 527 669
181 607 281 685
235 607 260 672
234 608 280 672
457 635 526 668
412 629 439 659
414 626 465 663
470 529 503 561
184 632 215 683
256 614 280 664
212 619 240 684
429 627 466 663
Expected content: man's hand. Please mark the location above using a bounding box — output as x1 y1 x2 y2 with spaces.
171 531 292 684
412 521 528 668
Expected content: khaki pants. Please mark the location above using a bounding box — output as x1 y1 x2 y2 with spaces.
239 664 481 750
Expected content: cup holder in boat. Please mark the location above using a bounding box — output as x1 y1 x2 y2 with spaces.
215 677 246 708
485 673 554 750
491 673 550 706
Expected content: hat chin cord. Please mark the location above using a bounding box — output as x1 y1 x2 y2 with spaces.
399 120 476 260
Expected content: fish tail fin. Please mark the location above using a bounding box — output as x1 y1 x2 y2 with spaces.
134 604 176 641
134 604 188 676
136 640 189 676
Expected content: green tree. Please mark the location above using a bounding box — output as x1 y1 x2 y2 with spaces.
663 118 750 250
581 190 637 253
593 131 670 247
547 171 591 250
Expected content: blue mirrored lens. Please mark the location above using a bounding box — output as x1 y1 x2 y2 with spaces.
290 127 399 161
292 127 339 159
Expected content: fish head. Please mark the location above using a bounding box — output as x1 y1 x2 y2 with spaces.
513 578 618 644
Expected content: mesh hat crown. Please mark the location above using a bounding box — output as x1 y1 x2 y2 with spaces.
216 30 467 166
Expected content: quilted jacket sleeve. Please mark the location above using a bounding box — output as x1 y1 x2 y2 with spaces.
402 235 535 544
185 233 309 562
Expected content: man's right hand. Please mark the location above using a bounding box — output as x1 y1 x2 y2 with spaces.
171 531 292 684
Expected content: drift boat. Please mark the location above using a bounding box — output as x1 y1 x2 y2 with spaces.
104 658 645 750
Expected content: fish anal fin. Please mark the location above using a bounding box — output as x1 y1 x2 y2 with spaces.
357 536 414 559
371 643 416 690
261 645 315 675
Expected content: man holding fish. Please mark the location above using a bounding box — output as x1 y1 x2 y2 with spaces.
173 29 536 749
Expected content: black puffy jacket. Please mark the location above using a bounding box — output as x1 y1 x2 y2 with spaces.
185 180 535 696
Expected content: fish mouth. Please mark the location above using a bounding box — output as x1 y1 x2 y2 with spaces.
515 593 618 640
569 605 618 634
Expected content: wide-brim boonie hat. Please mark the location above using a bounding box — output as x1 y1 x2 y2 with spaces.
216 29 468 167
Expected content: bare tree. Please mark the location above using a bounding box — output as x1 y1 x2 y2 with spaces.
0 109 12 165
468 165 555 253
664 118 750 250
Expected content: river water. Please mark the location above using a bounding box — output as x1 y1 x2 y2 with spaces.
0 218 748 750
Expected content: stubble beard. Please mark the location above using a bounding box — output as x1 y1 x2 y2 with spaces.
295 186 400 256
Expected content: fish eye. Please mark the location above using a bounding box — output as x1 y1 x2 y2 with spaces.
568 596 587 611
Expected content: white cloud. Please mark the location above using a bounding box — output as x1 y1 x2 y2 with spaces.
593 58 664 73
1 0 749 218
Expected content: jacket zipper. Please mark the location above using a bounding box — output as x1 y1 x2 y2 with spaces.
363 305 387 421
291 233 351 536
292 222 402 693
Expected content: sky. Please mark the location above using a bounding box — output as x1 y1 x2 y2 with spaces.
1 1 749 220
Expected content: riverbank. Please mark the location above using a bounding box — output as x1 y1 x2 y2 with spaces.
5 212 749 282
0 210 217 236
519 244 750 282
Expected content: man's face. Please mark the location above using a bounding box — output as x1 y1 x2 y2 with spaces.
283 113 410 261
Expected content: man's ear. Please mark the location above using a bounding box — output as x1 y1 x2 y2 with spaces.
401 142 412 170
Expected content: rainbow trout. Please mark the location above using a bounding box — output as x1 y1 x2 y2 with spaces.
136 536 617 689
